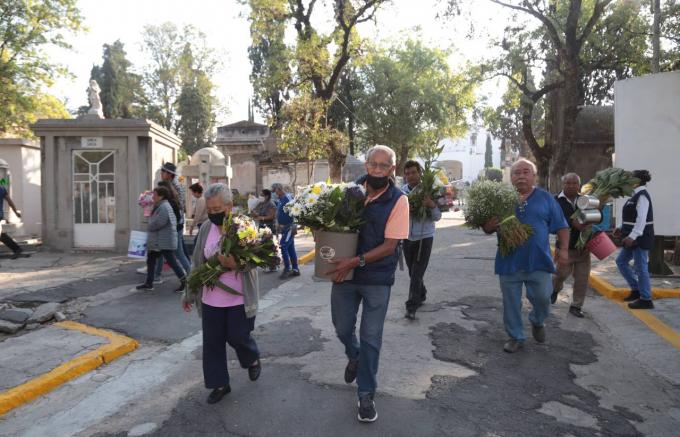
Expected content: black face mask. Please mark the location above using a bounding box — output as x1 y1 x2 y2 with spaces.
208 212 226 226
366 174 390 190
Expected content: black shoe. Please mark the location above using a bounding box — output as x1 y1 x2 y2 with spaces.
207 385 231 404
405 310 416 320
136 283 154 290
11 251 30 260
569 306 585 318
550 291 558 304
623 290 640 302
628 299 654 310
174 278 186 293
279 270 290 279
248 360 261 381
289 269 301 277
531 323 546 343
344 358 359 383
357 394 378 423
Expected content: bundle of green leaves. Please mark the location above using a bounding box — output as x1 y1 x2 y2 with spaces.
187 213 280 296
464 180 533 256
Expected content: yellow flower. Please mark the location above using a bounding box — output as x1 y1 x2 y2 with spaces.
312 185 322 195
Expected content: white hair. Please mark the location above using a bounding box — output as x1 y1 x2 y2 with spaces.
561 172 581 184
510 158 537 174
366 145 396 166
204 183 233 204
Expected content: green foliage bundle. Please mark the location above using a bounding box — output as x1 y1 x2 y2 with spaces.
464 180 533 256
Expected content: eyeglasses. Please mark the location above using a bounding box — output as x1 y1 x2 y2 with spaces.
367 161 393 171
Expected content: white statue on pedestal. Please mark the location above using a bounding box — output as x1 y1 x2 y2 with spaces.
87 80 104 119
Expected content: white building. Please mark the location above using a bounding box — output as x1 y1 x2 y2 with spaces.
437 127 501 182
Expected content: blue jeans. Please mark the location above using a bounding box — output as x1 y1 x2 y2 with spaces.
279 226 298 271
145 250 186 285
616 247 652 300
331 282 391 397
155 229 191 280
499 271 552 342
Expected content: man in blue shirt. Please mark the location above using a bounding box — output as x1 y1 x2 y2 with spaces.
483 159 569 353
0 184 30 260
272 183 299 279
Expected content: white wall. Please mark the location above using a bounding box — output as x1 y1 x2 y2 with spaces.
614 72 680 235
438 128 502 182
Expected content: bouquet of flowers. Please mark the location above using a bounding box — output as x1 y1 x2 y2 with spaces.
187 213 280 296
574 167 639 250
284 182 366 232
407 144 446 220
138 190 155 216
464 180 533 256
138 190 154 207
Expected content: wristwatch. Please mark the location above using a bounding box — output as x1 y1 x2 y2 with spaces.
358 254 366 267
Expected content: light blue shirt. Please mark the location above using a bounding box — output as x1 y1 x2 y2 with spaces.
401 184 441 241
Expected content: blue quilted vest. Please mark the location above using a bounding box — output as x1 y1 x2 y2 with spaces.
350 176 404 286
621 189 654 250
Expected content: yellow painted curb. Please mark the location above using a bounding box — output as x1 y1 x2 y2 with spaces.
615 301 680 351
589 272 680 300
0 321 138 416
298 249 315 265
589 273 680 351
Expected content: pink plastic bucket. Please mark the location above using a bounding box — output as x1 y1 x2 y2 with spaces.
586 232 617 260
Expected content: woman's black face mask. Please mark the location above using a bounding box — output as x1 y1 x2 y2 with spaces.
208 212 226 226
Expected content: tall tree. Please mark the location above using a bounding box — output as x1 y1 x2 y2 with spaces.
447 0 656 187
140 23 220 154
354 40 475 173
90 40 145 118
176 44 217 154
0 0 83 135
247 0 291 127
247 0 387 181
484 134 493 168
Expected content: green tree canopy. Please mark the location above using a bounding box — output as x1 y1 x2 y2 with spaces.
90 40 145 119
0 0 83 136
354 39 476 172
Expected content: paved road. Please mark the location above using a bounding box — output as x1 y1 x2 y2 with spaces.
2 216 680 437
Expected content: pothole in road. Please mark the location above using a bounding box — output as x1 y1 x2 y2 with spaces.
428 295 643 436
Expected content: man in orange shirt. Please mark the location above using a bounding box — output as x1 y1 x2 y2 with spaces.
328 145 409 423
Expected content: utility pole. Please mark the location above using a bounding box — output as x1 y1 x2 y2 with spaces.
652 0 661 73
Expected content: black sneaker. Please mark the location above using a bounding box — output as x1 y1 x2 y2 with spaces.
11 251 30 260
248 360 261 381
357 394 377 423
136 283 154 290
289 269 301 277
279 270 290 279
174 278 186 293
569 306 585 318
623 290 640 302
207 385 231 404
628 299 654 310
405 310 416 320
344 358 359 383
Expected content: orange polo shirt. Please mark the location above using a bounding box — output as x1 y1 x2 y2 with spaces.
364 184 410 240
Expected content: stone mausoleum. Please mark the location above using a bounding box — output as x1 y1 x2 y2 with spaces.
32 118 180 252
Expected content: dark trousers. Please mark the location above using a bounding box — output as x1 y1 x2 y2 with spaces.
403 237 434 312
0 232 21 254
202 303 260 389
145 250 186 285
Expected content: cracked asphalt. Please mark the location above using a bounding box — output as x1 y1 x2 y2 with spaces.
2 215 680 437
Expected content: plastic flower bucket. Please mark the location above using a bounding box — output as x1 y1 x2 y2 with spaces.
313 231 359 282
586 231 617 260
